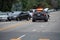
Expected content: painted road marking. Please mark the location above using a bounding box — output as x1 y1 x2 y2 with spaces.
39 38 50 40
17 34 26 39
10 34 26 40
0 22 23 31
10 38 21 40
0 20 31 31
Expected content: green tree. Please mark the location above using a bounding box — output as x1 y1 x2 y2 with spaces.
25 0 37 10
57 0 60 8
0 0 17 12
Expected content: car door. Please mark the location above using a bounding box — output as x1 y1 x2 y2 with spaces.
20 12 28 19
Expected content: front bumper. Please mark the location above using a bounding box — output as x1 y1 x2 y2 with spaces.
0 18 8 20
8 17 17 20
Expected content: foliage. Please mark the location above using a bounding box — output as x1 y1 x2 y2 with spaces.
0 0 17 12
57 0 60 9
0 0 60 11
21 0 53 11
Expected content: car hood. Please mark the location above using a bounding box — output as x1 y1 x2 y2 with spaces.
0 15 8 17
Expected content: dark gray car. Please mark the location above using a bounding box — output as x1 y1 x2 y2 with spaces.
8 11 31 21
32 11 49 22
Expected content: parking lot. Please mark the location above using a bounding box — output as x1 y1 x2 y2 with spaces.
0 11 60 40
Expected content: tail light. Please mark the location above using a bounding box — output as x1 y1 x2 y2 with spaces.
43 14 46 16
32 13 34 16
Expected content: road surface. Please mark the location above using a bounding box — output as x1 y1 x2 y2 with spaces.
0 11 60 40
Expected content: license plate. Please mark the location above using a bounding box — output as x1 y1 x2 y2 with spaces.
37 14 40 16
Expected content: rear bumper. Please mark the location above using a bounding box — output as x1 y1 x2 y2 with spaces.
32 16 47 20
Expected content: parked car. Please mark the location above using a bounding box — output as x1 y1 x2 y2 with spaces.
8 11 31 21
27 9 36 18
8 11 22 21
32 11 49 22
0 13 10 21
27 11 33 18
48 9 56 12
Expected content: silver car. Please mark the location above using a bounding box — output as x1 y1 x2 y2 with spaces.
0 13 9 21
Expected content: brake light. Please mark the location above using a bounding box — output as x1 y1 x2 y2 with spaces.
32 13 34 16
43 14 46 16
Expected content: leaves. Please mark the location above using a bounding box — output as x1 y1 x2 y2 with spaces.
21 0 52 11
0 0 60 11
0 0 17 12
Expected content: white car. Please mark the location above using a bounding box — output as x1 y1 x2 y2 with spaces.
27 11 33 18
8 11 22 17
44 8 49 11
47 9 56 13
0 13 9 21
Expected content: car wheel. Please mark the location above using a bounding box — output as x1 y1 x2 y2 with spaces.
19 19 21 21
32 19 36 22
8 17 11 21
16 18 20 21
48 15 50 19
8 19 11 21
27 17 30 21
44 19 48 22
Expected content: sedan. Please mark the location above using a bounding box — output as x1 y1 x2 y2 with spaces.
8 11 31 21
0 13 10 21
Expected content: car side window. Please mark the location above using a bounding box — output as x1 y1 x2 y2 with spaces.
19 12 24 15
21 12 24 14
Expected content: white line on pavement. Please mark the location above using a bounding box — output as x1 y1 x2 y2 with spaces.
17 34 26 39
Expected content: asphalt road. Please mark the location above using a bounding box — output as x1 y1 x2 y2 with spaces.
0 11 60 40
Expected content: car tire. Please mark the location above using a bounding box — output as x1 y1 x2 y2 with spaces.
26 17 30 21
8 19 11 21
48 15 50 19
44 19 48 22
32 19 36 22
16 18 20 21
8 17 11 21
44 16 49 22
